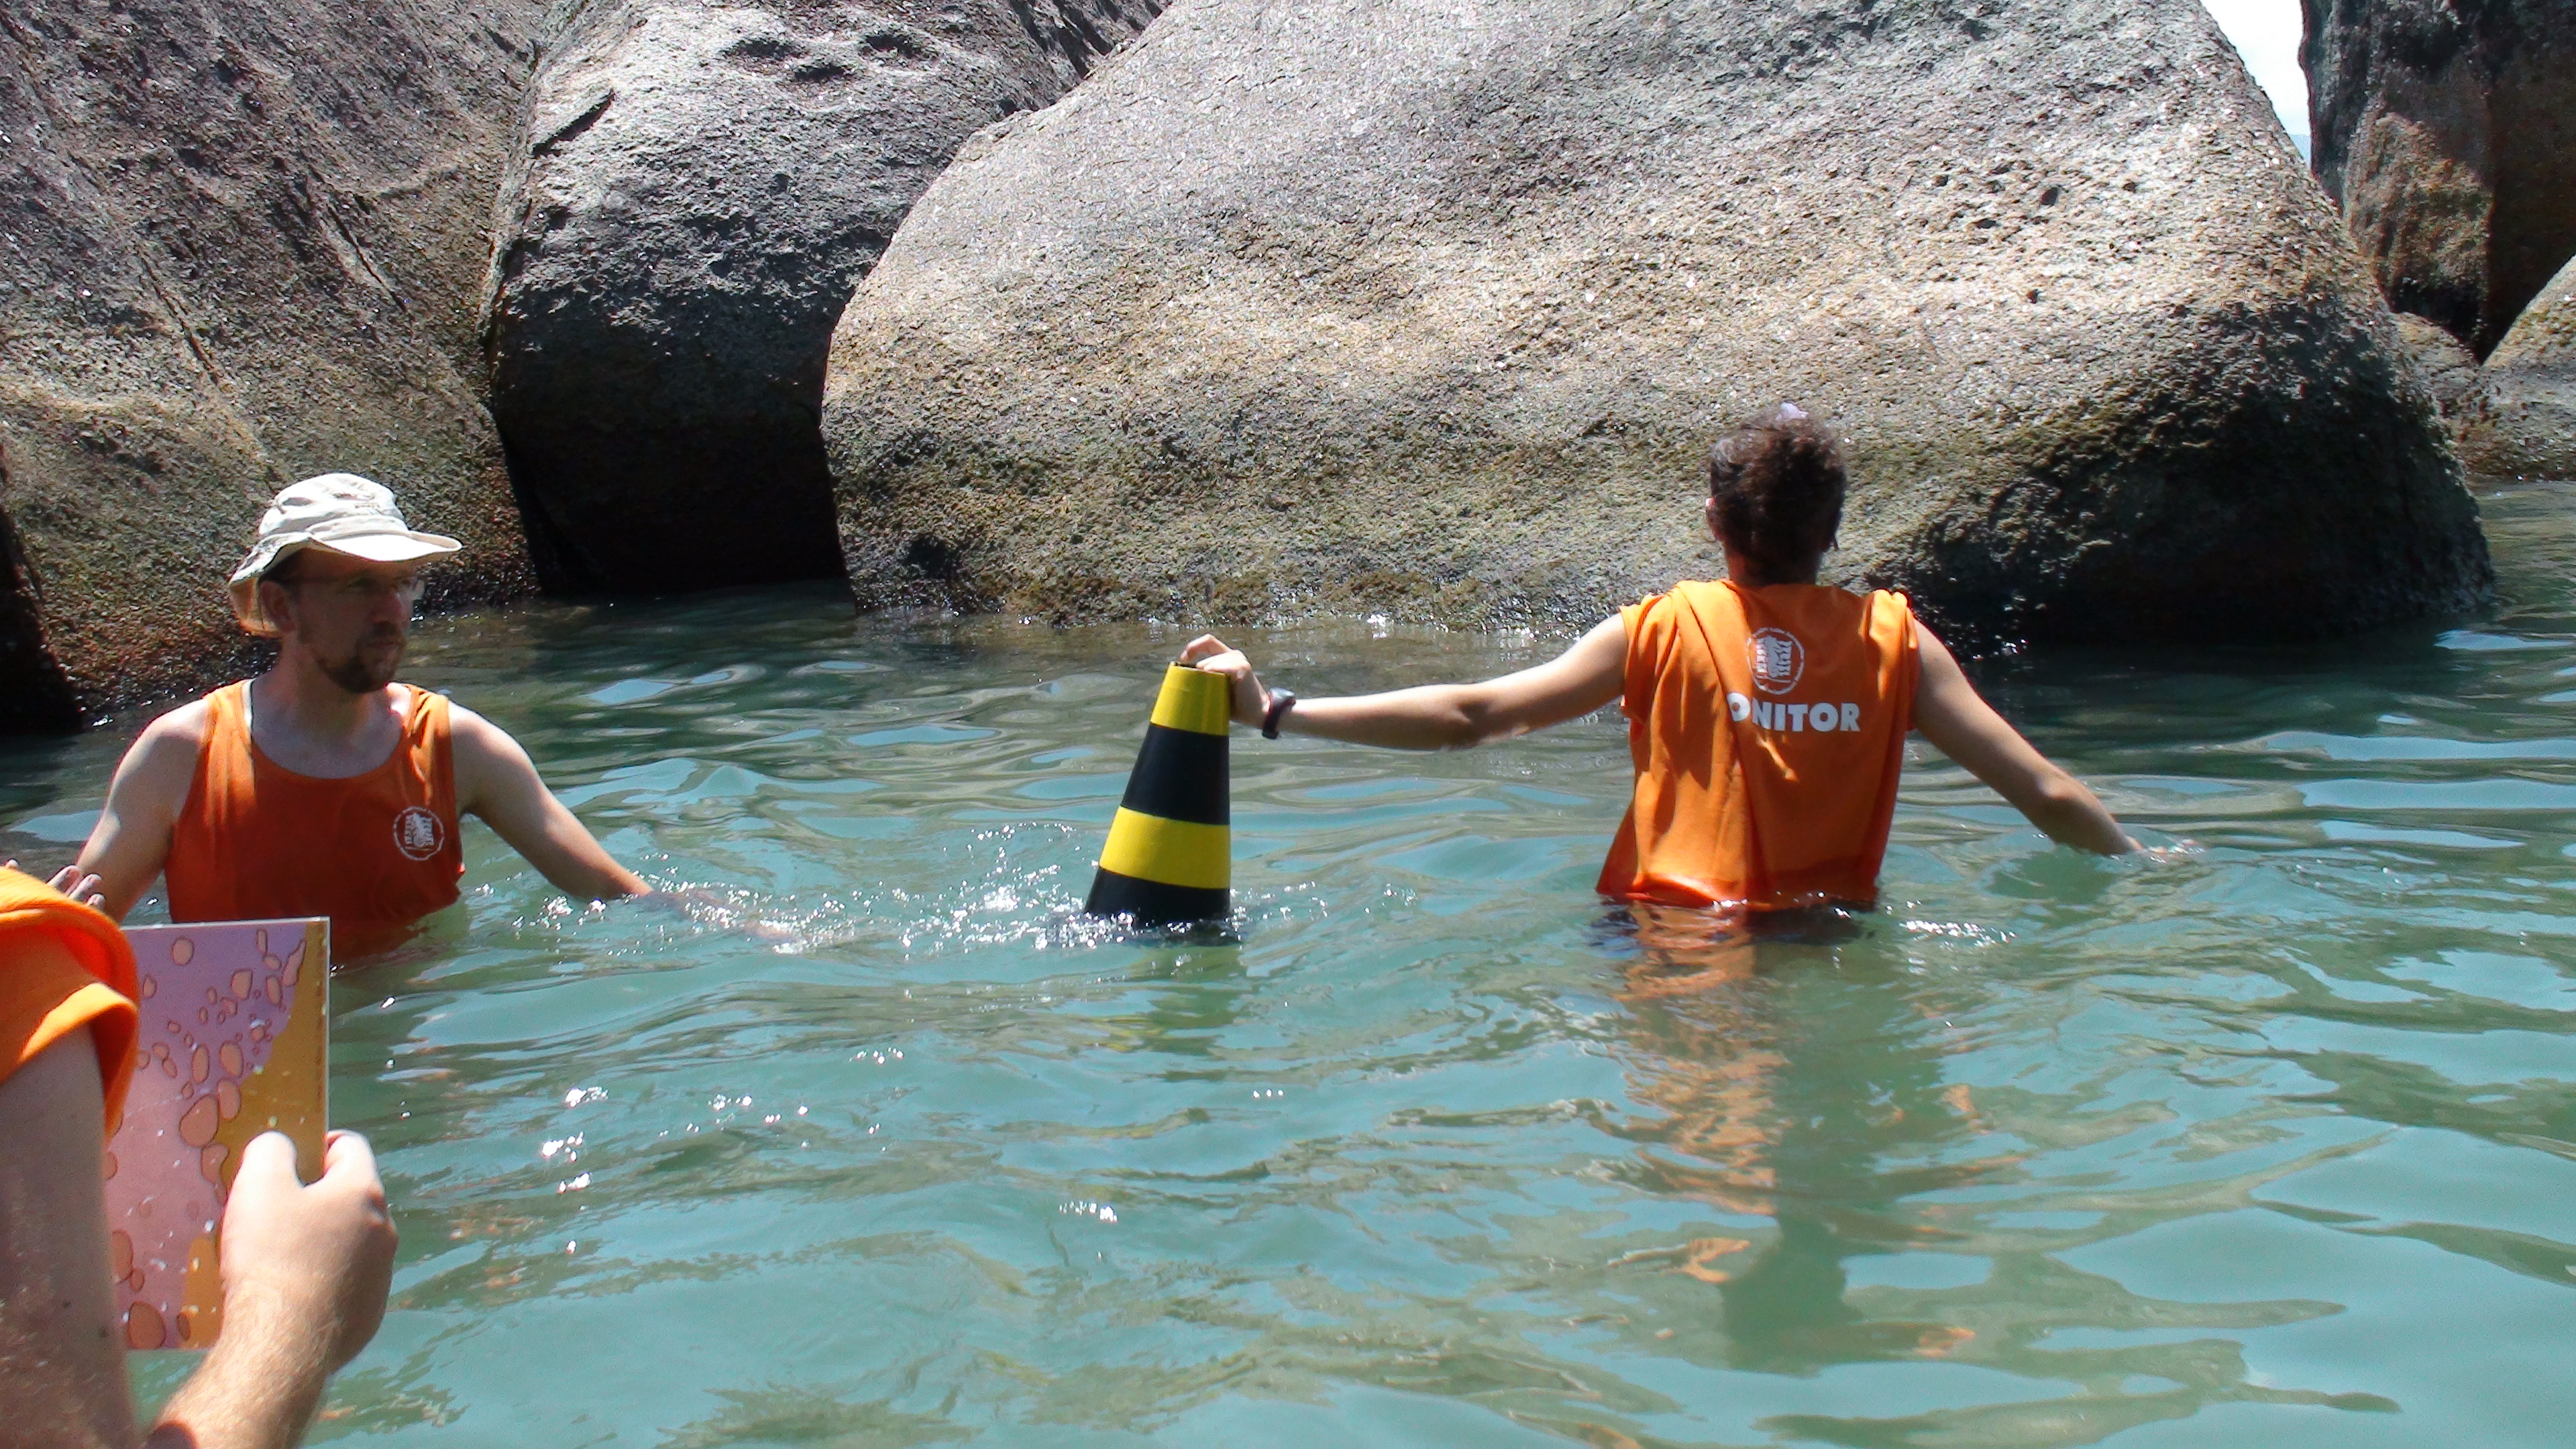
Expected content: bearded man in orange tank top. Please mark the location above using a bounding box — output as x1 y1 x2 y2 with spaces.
1183 409 2140 918
65 475 650 959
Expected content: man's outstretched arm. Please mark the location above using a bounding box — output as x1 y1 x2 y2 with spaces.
1178 615 1629 751
1910 622 2136 855
449 706 649 901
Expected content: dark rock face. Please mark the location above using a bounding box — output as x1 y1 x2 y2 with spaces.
824 0 2491 646
482 0 1159 594
2392 311 2490 435
2463 256 2576 478
2302 0 2576 355
0 0 541 729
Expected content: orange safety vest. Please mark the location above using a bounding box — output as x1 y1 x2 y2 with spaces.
1598 580 1919 910
0 866 140 1121
166 682 463 959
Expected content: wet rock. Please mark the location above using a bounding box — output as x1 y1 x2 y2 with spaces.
482 0 1159 593
823 0 2491 645
0 0 541 730
2391 312 2489 435
2303 0 2576 354
2461 256 2576 478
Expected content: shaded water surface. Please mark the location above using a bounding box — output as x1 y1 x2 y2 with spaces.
3 482 2573 1446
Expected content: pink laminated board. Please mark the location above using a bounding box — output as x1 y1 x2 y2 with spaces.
106 918 329 1350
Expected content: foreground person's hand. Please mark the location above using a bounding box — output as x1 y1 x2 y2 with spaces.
149 1130 398 1449
1179 635 1271 727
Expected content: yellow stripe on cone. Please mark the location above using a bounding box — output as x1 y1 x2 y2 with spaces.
1148 665 1232 735
1097 810 1230 891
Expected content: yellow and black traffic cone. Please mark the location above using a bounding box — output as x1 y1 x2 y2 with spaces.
1084 663 1230 926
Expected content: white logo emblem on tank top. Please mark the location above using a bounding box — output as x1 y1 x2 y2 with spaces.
393 806 445 861
1748 627 1805 695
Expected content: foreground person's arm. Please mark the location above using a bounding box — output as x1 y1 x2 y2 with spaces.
1910 623 2137 855
0 1016 394 1449
0 1027 133 1448
450 706 649 901
1179 617 1629 750
147 1132 398 1449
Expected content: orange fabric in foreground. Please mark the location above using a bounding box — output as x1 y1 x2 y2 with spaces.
166 682 463 959
1598 580 1919 910
0 866 139 1121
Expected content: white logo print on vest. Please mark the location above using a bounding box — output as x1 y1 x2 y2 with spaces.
393 806 445 861
1748 627 1805 694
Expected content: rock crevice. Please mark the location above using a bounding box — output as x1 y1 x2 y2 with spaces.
2303 0 2576 354
479 0 1161 594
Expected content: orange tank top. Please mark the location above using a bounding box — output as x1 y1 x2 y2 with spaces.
1597 580 1919 910
166 682 463 959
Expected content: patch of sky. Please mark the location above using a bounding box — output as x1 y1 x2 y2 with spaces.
2202 0 2309 150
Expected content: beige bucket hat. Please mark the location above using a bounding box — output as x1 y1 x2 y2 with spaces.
227 474 461 635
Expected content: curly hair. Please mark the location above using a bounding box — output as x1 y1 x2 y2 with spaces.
1707 412 1846 582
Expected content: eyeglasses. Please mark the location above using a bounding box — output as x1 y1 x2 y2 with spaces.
278 572 425 606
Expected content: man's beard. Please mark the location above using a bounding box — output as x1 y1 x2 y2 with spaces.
316 629 405 695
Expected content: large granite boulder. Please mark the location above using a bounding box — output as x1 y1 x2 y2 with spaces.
2302 0 2576 354
2462 256 2576 478
0 0 540 731
482 0 1160 593
822 0 2491 645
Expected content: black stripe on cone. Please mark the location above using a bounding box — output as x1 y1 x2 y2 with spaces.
1084 869 1229 926
1119 726 1228 826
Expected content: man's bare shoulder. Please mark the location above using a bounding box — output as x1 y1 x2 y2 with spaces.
131 698 213 758
100 697 213 815
442 700 541 789
443 700 519 755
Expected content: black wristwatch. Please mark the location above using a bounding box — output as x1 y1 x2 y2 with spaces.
1261 689 1298 739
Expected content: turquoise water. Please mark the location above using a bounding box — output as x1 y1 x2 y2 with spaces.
3 480 2573 1446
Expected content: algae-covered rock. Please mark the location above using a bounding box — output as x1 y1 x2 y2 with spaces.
0 0 540 729
2303 0 2576 354
482 0 1159 593
823 0 2489 645
2463 256 2576 478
